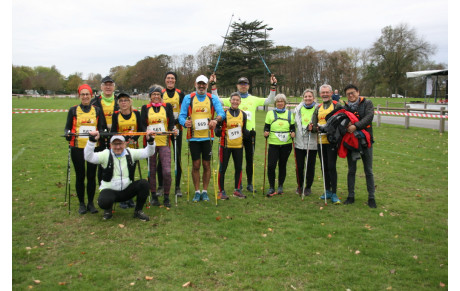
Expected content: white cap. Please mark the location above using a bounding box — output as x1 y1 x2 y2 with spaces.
196 75 208 84
110 135 125 143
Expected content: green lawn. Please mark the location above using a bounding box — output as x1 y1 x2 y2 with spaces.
12 98 448 290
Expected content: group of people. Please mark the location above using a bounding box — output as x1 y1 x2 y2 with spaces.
64 72 377 221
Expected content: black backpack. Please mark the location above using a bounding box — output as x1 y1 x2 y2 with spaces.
323 112 350 144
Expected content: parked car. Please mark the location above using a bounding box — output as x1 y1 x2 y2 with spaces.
391 94 404 98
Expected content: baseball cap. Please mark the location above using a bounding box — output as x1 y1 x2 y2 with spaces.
101 76 114 83
117 92 131 99
237 77 249 84
196 75 208 84
110 135 126 143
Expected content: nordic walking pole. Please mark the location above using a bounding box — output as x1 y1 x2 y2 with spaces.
292 137 299 195
187 141 190 202
318 132 327 206
262 135 268 196
301 131 311 201
135 141 143 180
208 128 218 206
252 129 255 198
65 145 71 214
174 133 178 207
213 13 234 73
186 117 191 202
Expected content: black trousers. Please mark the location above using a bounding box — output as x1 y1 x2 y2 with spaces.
295 148 318 189
317 143 338 193
157 130 183 189
98 179 150 211
71 147 97 204
218 146 243 191
243 133 255 185
267 143 292 189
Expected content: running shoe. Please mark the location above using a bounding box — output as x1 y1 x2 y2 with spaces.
218 191 229 200
266 188 276 197
368 198 377 208
133 210 149 221
331 193 341 204
192 192 201 202
276 186 284 195
319 190 332 200
233 189 246 199
202 191 210 201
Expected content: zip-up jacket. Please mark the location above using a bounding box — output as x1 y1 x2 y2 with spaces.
294 102 318 150
84 140 156 191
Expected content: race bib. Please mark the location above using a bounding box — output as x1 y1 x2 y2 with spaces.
194 118 209 131
147 123 165 133
244 110 252 121
79 125 96 135
275 132 289 142
228 126 242 140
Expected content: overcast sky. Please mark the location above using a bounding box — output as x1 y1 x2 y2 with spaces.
11 0 449 79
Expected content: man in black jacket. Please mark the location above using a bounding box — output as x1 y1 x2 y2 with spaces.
342 84 376 208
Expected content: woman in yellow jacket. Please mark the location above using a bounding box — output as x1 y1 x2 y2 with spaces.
263 94 296 197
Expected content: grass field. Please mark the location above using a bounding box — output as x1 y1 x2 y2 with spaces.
12 97 448 290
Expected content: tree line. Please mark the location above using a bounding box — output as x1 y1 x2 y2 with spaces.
12 21 446 98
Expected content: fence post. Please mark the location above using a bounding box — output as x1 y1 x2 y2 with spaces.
404 106 410 129
376 105 381 127
439 107 445 133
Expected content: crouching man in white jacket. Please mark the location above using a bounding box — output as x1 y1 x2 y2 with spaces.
85 130 156 221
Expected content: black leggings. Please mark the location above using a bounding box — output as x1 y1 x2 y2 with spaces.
71 147 97 204
218 146 243 191
243 133 255 185
98 179 150 211
267 143 292 189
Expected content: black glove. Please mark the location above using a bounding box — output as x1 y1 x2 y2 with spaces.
89 134 97 142
250 129 256 138
214 128 222 137
65 130 72 141
147 134 155 144
243 129 250 139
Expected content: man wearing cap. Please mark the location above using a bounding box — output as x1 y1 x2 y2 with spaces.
178 75 225 202
84 130 156 221
209 74 277 192
91 76 120 184
156 72 186 197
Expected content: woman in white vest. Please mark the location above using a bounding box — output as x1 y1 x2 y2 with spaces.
294 89 318 197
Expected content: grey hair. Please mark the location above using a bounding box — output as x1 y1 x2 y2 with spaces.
302 89 316 98
274 93 287 103
319 84 332 93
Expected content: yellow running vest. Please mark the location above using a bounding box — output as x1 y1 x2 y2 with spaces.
318 103 335 144
75 106 97 148
162 89 181 130
188 94 213 139
101 99 115 129
147 106 168 147
116 111 138 149
224 110 244 148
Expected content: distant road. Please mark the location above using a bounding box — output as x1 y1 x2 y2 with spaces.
373 116 448 131
266 106 448 132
